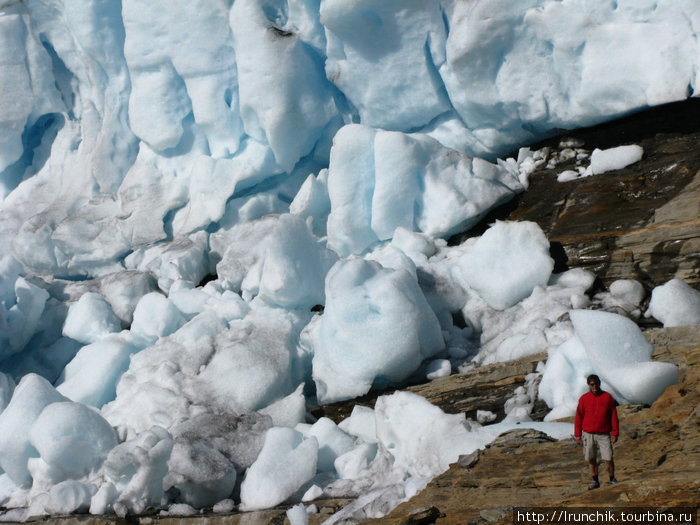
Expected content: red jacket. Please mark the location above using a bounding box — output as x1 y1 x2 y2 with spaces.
574 391 619 436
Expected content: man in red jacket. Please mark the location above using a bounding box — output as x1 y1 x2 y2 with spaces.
575 374 619 490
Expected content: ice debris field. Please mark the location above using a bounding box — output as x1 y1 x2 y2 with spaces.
1 0 700 521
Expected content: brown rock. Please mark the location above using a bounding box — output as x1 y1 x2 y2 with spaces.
311 353 548 424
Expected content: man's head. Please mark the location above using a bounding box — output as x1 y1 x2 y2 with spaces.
587 374 601 395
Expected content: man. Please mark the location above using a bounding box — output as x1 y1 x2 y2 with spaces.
574 374 619 490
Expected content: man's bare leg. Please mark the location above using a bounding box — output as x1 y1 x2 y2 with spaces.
588 459 600 489
606 461 617 483
588 459 599 477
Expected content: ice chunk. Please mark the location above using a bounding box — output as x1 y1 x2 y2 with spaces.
167 413 272 478
44 480 96 515
570 309 677 405
90 482 119 515
287 503 309 525
103 426 173 517
587 145 644 175
100 309 252 439
312 258 444 403
125 231 209 293
167 281 250 322
476 410 497 424
130 292 187 341
210 216 278 293
504 383 536 423
538 335 592 420
464 264 592 366
366 244 419 279
62 292 122 344
212 499 236 513
301 417 355 474
334 442 378 480
302 484 323 503
548 268 596 290
645 279 700 327
0 372 16 413
338 405 377 444
239 427 319 511
172 145 282 236
163 503 198 516
164 439 236 508
326 125 524 256
570 309 653 370
197 307 297 412
98 271 158 325
604 361 679 406
29 401 118 480
557 169 581 183
0 277 49 358
592 279 647 318
258 384 307 428
609 279 646 306
0 256 23 307
56 334 140 408
325 125 379 256
374 391 485 478
455 221 554 310
289 170 331 238
253 214 337 309
426 359 452 380
391 227 437 259
0 374 69 486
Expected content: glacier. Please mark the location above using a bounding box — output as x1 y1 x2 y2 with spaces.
0 0 698 520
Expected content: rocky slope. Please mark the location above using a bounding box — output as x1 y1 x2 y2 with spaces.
14 102 700 525
485 98 700 292
372 325 700 525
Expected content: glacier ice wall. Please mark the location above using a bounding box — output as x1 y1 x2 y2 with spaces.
0 0 698 278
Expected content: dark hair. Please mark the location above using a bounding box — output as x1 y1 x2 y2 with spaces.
587 374 601 385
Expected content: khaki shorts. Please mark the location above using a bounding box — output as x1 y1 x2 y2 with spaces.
582 431 613 462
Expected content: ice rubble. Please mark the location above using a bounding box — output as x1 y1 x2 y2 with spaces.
0 0 697 521
555 144 645 182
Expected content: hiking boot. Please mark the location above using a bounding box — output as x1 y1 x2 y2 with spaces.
608 477 618 485
588 479 600 490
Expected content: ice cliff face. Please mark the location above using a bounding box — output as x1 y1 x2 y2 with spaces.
1 0 699 279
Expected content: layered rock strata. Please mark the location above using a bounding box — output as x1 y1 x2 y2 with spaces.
501 100 700 291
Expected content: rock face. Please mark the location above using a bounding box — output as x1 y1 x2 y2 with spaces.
499 99 700 291
311 353 549 424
